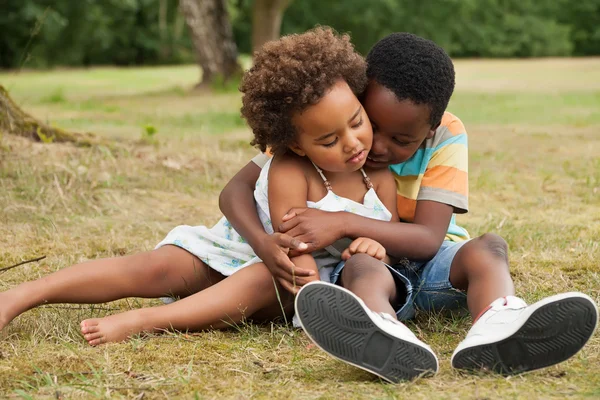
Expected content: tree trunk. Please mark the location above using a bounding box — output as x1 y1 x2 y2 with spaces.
179 0 241 86
0 85 99 146
252 0 291 54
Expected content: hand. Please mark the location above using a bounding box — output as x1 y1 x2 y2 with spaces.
279 208 346 255
341 237 388 262
254 232 316 290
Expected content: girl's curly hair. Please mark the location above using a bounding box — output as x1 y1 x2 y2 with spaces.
240 27 367 156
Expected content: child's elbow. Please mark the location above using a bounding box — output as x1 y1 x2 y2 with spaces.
419 235 446 261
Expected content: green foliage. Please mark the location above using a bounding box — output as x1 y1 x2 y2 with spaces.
0 0 194 69
140 123 159 145
0 0 599 69
143 124 158 138
232 0 596 58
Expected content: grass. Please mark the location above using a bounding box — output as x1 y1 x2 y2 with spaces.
1 58 600 398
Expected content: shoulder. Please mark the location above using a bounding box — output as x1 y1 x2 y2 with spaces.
269 153 312 180
363 166 394 188
439 111 467 136
251 152 271 168
428 111 468 150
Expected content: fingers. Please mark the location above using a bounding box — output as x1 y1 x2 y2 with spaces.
285 207 308 217
278 217 300 233
275 269 315 286
356 240 371 255
345 238 387 260
278 278 300 295
341 248 351 260
281 212 297 222
348 239 360 254
273 254 315 278
273 233 308 251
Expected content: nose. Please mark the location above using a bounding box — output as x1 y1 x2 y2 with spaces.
370 134 387 157
343 133 360 153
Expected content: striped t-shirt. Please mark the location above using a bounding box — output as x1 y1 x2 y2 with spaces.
250 111 469 242
391 112 469 242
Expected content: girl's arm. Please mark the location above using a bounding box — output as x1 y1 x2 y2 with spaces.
219 159 315 279
267 156 320 293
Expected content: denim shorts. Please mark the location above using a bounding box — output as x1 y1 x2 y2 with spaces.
329 240 469 320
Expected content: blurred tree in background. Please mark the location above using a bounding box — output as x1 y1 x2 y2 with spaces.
1 0 599 71
180 0 241 86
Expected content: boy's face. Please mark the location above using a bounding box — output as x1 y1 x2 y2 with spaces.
362 81 435 169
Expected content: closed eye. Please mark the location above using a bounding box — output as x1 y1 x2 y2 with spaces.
392 137 412 146
323 137 339 147
352 116 364 129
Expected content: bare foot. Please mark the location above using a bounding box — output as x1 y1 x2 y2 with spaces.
0 291 25 331
80 310 149 346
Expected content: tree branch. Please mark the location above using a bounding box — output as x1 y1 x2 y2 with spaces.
0 255 46 273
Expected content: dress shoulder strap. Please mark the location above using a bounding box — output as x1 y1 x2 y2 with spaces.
360 168 374 189
311 161 374 191
311 161 333 191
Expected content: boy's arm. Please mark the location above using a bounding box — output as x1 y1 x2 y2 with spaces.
286 254 319 294
283 201 453 261
219 159 314 278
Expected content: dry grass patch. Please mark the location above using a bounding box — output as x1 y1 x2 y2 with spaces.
1 59 599 398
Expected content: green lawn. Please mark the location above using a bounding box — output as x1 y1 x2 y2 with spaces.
1 58 599 399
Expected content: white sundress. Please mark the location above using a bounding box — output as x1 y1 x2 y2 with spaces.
155 158 392 283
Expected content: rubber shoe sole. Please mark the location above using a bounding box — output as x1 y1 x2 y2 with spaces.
295 282 438 382
452 295 598 374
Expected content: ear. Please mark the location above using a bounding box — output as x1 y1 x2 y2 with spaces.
289 142 306 157
427 122 440 139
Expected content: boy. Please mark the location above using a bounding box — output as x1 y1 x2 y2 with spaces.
219 33 597 381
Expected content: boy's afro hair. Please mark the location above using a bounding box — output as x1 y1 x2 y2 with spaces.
240 26 367 156
366 33 455 127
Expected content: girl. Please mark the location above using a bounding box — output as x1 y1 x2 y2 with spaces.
0 27 405 349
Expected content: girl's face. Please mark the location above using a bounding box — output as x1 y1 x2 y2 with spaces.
290 80 372 173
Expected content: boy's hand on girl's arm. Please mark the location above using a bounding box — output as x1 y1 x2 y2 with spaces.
341 237 391 264
254 232 317 293
279 208 346 255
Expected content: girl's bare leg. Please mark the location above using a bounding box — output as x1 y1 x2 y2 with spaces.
80 262 295 345
0 245 223 331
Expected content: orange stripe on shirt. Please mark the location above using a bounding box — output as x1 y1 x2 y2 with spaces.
396 196 417 223
421 165 468 196
440 112 465 136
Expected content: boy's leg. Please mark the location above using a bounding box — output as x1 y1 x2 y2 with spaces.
448 233 514 318
0 245 223 331
294 255 438 382
440 234 598 374
80 262 294 345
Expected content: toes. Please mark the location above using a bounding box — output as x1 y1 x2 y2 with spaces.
80 319 100 334
88 337 105 346
84 332 104 341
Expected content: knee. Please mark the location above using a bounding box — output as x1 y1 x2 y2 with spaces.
246 263 277 291
455 233 509 276
341 254 390 283
145 249 175 281
476 233 509 263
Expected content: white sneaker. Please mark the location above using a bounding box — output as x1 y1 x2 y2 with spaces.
452 292 598 374
295 281 438 382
